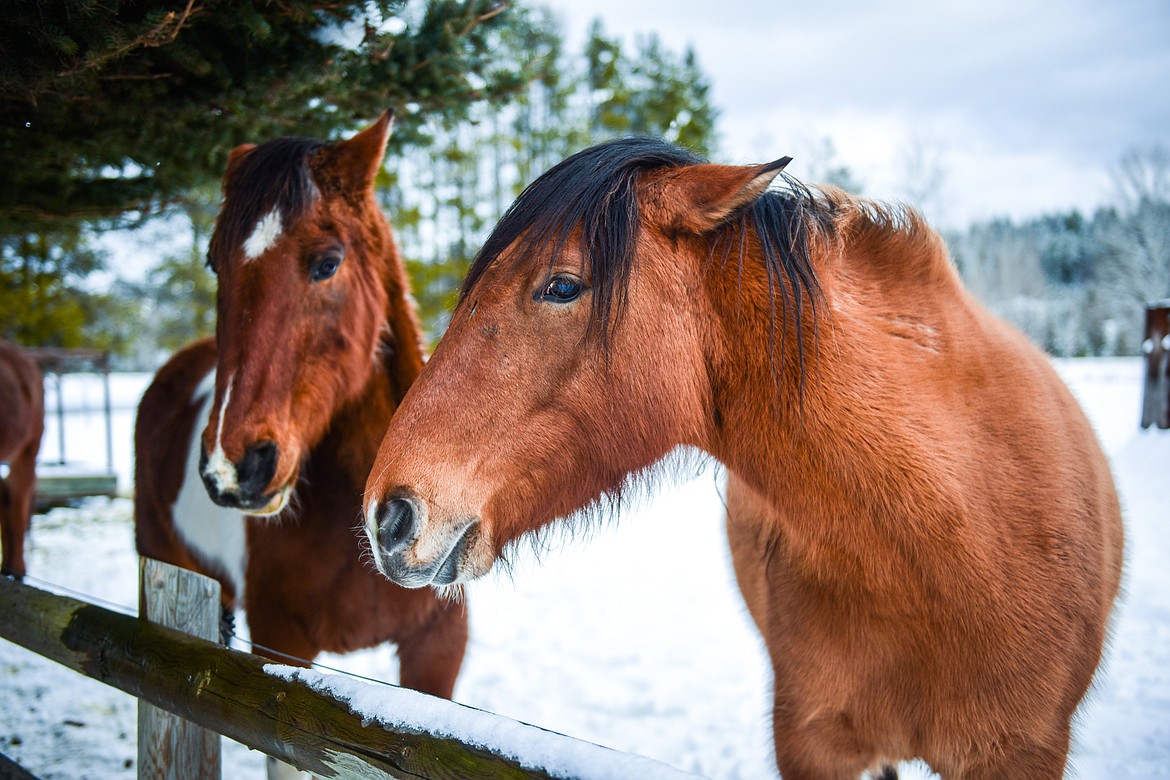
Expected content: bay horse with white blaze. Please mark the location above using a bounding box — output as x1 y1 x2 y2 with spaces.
361 139 1123 779
135 113 466 705
0 341 44 580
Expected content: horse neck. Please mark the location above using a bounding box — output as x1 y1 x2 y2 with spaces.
310 372 394 491
700 247 827 494
700 220 967 589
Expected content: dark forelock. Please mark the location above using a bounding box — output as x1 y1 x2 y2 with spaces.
207 136 327 270
460 137 705 344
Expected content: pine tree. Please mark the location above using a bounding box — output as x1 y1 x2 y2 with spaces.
0 0 541 231
0 0 552 353
140 191 219 355
587 24 717 155
0 226 107 347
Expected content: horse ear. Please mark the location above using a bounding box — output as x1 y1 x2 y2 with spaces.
321 109 395 192
225 143 256 173
654 157 792 234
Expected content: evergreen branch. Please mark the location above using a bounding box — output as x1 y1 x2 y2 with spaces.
459 2 509 37
95 73 176 82
411 1 511 73
56 0 201 80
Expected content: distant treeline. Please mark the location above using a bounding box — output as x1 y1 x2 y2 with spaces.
947 162 1170 356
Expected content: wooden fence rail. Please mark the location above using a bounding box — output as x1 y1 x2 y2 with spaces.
0 575 704 780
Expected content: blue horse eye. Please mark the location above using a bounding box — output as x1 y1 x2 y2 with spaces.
541 275 582 303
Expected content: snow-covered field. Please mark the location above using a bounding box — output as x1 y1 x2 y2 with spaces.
1 358 1166 779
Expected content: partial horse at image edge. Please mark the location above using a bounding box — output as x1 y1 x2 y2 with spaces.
361 138 1123 779
0 341 44 580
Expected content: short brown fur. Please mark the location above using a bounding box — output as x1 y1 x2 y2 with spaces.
0 341 44 579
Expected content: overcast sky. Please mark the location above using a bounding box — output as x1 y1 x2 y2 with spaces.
540 0 1170 227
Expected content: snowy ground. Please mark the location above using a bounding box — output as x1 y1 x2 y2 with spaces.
1 358 1166 779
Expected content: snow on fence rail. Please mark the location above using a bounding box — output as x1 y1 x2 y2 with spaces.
0 565 706 780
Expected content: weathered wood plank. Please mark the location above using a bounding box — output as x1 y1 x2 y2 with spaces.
138 558 222 780
0 576 704 780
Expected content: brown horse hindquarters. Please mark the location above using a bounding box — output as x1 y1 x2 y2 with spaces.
0 342 45 579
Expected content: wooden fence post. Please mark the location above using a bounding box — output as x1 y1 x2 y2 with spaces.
1141 301 1170 430
138 558 222 780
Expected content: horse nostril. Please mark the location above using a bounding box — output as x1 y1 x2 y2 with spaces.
378 498 416 553
236 440 279 497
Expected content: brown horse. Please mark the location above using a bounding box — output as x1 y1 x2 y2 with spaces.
134 113 467 705
361 139 1124 779
0 341 44 580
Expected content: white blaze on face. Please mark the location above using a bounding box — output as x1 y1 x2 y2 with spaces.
173 370 247 600
243 209 283 261
202 372 238 493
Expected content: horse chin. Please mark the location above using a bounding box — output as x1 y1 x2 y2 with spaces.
435 540 495 586
248 484 293 518
443 521 496 584
380 521 495 589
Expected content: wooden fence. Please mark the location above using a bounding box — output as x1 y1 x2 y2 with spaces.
1142 300 1170 429
138 558 221 780
0 564 705 780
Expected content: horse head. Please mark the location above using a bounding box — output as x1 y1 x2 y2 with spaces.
361 139 793 587
201 111 420 515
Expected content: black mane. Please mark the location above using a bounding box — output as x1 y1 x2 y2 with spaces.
207 136 327 270
461 137 830 374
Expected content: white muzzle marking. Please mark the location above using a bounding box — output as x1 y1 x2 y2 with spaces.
172 370 248 600
364 498 383 573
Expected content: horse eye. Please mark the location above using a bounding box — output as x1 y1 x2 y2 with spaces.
539 274 583 303
310 251 343 282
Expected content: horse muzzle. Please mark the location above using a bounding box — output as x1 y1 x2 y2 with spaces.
199 440 290 515
367 493 483 588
